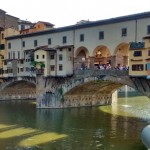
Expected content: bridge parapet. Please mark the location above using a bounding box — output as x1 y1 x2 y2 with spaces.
74 69 129 78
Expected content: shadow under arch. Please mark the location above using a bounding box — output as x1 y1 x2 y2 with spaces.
113 42 130 68
0 80 36 100
74 46 90 69
93 45 111 66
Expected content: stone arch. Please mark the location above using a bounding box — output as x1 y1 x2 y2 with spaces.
74 46 90 69
0 79 36 93
93 45 111 68
0 80 36 100
113 43 130 68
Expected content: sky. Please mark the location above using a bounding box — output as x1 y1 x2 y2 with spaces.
1 0 150 27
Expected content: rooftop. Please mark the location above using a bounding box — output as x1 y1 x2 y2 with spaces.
6 11 150 40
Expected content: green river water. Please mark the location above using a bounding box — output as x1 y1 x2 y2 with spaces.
0 93 149 150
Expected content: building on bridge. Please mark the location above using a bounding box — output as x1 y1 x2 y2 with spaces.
0 20 55 77
2 11 150 77
34 45 74 76
129 35 150 78
0 28 20 77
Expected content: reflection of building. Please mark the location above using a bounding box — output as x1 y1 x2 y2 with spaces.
129 36 150 78
3 11 150 77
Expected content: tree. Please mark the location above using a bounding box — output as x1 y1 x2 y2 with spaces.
30 61 45 74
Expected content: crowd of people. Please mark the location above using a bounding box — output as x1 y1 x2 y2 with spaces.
97 63 129 70
80 63 129 70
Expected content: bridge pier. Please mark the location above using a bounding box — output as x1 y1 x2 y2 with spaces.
36 75 73 108
35 74 120 108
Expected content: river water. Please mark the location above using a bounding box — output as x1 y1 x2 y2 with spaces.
0 93 149 150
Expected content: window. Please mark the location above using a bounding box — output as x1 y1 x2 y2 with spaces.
4 70 8 74
8 43 11 49
20 67 24 72
8 52 11 59
48 38 51 45
18 51 20 59
20 60 24 64
132 64 143 71
13 52 15 59
59 54 63 61
4 61 7 65
42 55 45 59
146 64 147 71
68 48 72 51
25 51 29 56
99 31 104 40
80 34 84 42
50 54 54 59
122 28 127 36
59 65 63 71
34 40 38 47
133 51 142 57
50 65 55 71
0 44 5 50
1 33 4 39
8 69 12 73
22 41 25 47
147 25 150 35
36 55 39 59
21 25 25 30
62 36 67 44
148 50 150 56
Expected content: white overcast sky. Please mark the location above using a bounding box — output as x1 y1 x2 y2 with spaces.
1 0 150 27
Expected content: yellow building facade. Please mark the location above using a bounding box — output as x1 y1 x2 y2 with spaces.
129 36 150 78
0 28 19 76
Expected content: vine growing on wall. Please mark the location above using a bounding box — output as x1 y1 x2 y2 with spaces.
30 61 45 74
58 86 64 103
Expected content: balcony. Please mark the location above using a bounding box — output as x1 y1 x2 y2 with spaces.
130 42 145 50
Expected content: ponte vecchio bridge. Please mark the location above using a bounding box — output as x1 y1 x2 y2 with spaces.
0 69 149 108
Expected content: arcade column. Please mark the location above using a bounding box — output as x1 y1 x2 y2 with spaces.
89 56 95 68
111 56 116 69
123 56 129 66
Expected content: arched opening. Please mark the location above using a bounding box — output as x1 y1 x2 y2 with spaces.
74 47 90 69
0 81 36 100
114 43 129 69
93 45 111 68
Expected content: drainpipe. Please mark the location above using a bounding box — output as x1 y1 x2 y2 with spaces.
55 50 57 76
135 19 137 42
73 29 75 73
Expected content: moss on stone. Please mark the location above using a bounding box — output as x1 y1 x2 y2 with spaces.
65 81 123 96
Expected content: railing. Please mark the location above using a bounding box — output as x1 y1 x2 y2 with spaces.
74 69 129 77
